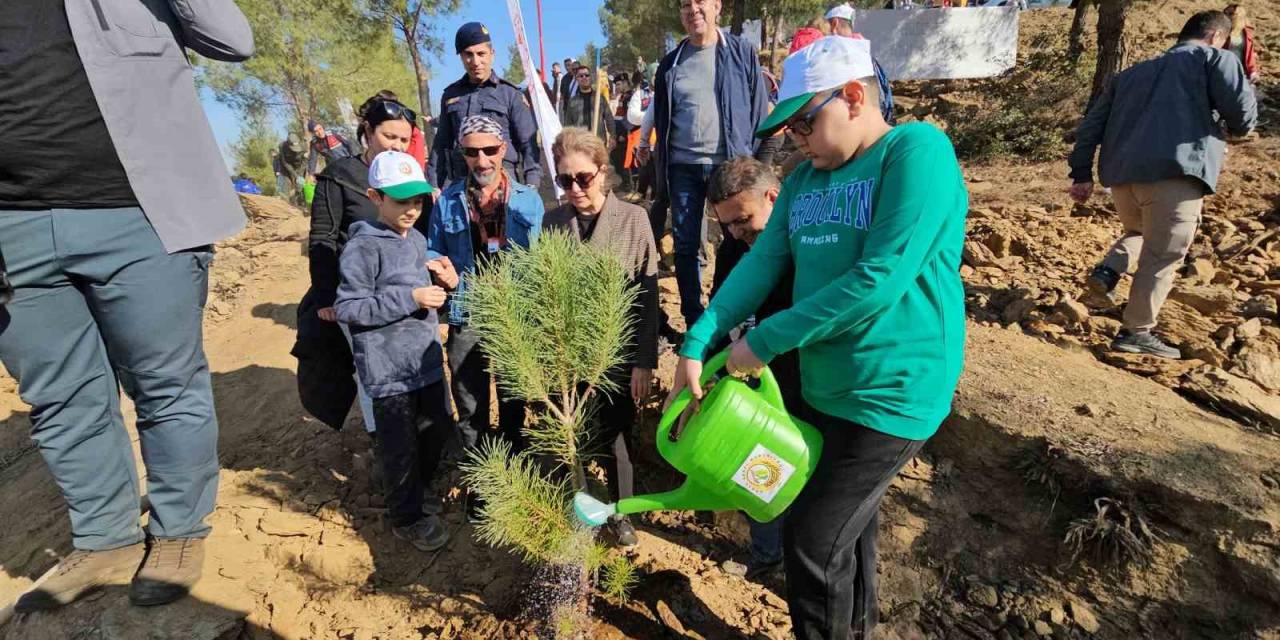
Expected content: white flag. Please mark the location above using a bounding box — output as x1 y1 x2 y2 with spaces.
506 0 564 198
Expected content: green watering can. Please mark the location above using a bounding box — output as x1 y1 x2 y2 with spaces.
574 350 823 527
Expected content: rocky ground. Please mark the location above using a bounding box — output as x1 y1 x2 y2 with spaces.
2 2 1279 638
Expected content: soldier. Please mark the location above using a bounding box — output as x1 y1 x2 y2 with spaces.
428 22 542 189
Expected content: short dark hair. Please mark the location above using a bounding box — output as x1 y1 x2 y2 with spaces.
1178 10 1231 42
707 157 780 205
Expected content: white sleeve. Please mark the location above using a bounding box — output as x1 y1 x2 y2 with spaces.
627 91 646 127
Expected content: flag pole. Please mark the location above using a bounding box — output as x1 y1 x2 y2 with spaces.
536 0 547 82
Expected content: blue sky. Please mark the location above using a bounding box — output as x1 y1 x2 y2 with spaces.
203 0 607 169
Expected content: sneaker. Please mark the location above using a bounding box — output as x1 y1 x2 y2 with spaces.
1112 330 1181 359
1087 264 1121 296
608 514 638 548
393 516 450 552
422 495 444 516
129 537 205 607
745 558 784 581
15 543 145 612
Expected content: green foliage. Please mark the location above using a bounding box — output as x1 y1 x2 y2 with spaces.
945 106 1064 162
460 231 638 576
197 0 417 132
599 0 682 70
230 116 281 196
600 555 639 602
503 42 527 85
579 42 600 70
459 440 596 565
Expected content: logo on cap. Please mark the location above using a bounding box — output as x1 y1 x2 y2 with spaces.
398 162 413 176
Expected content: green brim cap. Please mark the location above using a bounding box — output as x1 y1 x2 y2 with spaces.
380 180 434 200
756 91 815 138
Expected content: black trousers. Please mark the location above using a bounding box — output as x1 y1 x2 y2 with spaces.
371 380 454 527
447 324 528 454
585 369 636 501
784 406 927 640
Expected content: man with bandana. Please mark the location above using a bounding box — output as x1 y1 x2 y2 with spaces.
429 22 541 189
426 115 545 519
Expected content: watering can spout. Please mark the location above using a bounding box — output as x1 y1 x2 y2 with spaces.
571 482 731 527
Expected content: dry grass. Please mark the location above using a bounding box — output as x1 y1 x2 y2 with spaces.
1063 496 1161 569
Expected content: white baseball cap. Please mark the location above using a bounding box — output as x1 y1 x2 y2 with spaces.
757 36 875 137
367 150 434 200
825 3 855 22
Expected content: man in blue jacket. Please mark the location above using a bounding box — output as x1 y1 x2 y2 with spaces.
638 0 769 331
1069 10 1256 359
427 116 544 517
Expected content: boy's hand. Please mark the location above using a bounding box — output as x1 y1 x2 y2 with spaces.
317 307 337 322
727 339 764 379
664 356 704 411
413 286 447 309
427 257 459 290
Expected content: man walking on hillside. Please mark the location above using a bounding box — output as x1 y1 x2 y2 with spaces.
1069 10 1257 359
429 22 541 189
561 64 615 143
0 0 253 611
638 0 769 331
307 119 355 177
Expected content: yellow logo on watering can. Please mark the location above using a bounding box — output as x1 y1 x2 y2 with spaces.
734 444 795 503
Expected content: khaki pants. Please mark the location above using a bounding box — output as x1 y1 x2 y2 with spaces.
1100 177 1204 331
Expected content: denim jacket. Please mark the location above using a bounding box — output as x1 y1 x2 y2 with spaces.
426 172 544 325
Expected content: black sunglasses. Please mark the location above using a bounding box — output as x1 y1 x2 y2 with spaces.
555 166 603 191
461 145 503 158
368 100 417 127
785 89 842 137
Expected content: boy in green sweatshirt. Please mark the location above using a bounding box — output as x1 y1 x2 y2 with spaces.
667 37 968 639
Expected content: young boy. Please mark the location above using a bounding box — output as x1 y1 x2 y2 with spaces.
335 150 455 551
669 37 968 639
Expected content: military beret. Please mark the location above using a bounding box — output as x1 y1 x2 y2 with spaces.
455 22 492 54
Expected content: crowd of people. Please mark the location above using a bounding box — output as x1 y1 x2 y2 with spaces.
0 0 1262 639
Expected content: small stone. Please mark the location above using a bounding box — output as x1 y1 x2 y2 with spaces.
1237 318 1263 340
1242 295 1278 319
1034 620 1054 636
968 584 1000 608
655 600 687 635
1074 404 1095 417
1048 607 1067 625
1261 473 1279 490
1069 601 1101 634
1057 299 1090 325
1185 258 1217 284
1011 613 1031 631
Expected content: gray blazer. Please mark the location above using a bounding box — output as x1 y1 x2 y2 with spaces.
65 0 254 252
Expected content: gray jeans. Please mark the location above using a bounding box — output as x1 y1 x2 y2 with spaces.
0 208 219 551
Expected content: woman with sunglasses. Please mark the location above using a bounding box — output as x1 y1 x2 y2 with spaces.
544 127 660 548
294 90 442 435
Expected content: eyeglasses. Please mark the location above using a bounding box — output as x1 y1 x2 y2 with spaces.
555 166 603 191
461 145 503 158
368 100 418 127
784 89 842 137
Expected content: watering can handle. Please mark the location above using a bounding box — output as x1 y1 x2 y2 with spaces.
657 349 784 451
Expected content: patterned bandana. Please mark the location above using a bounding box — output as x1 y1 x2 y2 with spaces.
458 115 506 141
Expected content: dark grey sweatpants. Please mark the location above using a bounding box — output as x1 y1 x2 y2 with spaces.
0 208 219 551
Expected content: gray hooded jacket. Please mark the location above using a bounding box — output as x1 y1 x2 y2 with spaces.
334 220 444 399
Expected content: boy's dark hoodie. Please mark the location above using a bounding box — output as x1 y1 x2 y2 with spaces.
335 219 443 398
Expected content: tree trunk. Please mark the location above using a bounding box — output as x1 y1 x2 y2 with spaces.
770 13 784 74
1090 0 1129 103
760 9 770 66
405 34 434 150
1067 0 1091 63
730 0 747 36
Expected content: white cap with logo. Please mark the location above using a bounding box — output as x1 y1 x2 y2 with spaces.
367 150 434 200
756 36 876 137
825 3 855 22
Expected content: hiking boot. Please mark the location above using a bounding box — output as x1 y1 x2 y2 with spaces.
15 543 145 613
608 514 638 548
1112 330 1181 359
393 516 450 552
129 537 204 607
1087 264 1122 295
